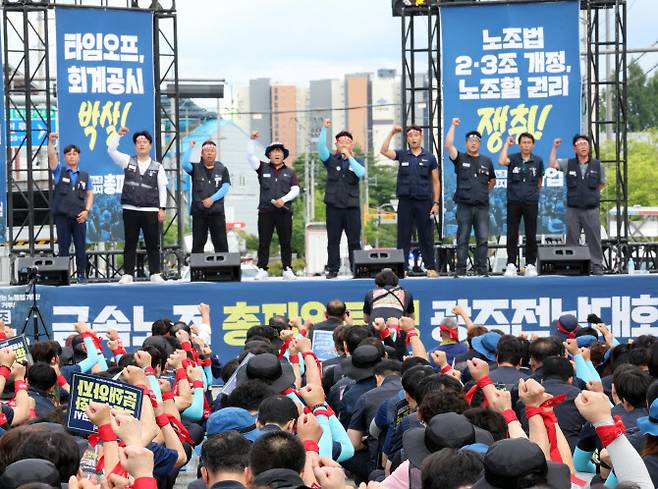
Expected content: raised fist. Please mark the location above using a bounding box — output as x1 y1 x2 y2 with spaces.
250 131 259 140
553 138 562 147
451 118 460 127
323 119 331 128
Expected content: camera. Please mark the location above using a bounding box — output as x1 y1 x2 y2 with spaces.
19 265 39 281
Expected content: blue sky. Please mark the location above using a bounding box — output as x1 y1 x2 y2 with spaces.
177 0 658 84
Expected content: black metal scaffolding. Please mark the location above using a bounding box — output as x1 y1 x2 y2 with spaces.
3 0 182 281
396 0 630 273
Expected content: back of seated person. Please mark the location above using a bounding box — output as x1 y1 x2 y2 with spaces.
245 431 306 485
15 430 80 484
26 363 57 418
257 395 298 432
199 431 252 489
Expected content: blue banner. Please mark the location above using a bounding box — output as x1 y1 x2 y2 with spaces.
0 27 5 245
0 276 655 363
440 0 581 237
55 7 155 243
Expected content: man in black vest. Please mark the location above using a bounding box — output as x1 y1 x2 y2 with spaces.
498 132 545 277
549 134 606 275
47 133 93 284
380 125 440 277
108 127 168 283
247 131 299 280
444 118 496 276
317 119 366 279
184 140 231 253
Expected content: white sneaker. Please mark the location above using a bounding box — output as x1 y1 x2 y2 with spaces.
254 268 269 280
504 263 517 277
118 274 133 284
525 264 538 277
150 273 165 283
282 267 297 280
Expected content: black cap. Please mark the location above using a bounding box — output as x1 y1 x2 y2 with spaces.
236 353 295 393
341 344 382 381
472 438 570 489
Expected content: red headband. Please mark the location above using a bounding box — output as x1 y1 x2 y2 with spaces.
336 136 352 143
407 129 422 136
439 324 459 341
201 143 216 150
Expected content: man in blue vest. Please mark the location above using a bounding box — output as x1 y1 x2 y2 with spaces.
184 140 231 253
108 127 168 284
247 131 300 281
549 134 606 275
444 118 496 276
498 132 545 277
47 133 93 284
317 119 366 279
380 125 440 277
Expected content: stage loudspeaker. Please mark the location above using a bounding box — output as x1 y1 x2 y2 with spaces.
16 255 70 286
353 249 405 279
537 246 591 276
190 252 241 282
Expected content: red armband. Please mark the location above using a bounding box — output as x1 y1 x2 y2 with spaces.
162 391 175 401
181 341 192 352
98 423 117 443
378 327 391 340
405 332 418 345
476 376 493 389
14 380 28 392
57 374 68 387
111 346 127 356
175 368 188 382
144 367 155 376
302 440 319 454
595 417 626 448
289 354 300 364
302 351 317 361
0 366 11 381
299 329 307 337
502 409 518 424
439 365 452 375
133 477 157 489
155 414 170 428
192 380 204 389
0 332 6 341
201 358 211 367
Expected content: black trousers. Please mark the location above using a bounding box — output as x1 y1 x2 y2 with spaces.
191 212 228 253
397 197 436 269
257 209 292 269
506 202 539 265
54 214 87 278
326 205 361 273
122 209 160 275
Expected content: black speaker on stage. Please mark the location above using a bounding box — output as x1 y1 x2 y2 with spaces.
190 252 241 282
537 246 591 276
353 249 405 279
16 255 70 286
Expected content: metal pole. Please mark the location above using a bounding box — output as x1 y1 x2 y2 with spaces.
605 9 612 141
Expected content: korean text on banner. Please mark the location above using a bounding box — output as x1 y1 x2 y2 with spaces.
66 372 144 434
440 0 581 237
55 7 155 243
0 335 32 365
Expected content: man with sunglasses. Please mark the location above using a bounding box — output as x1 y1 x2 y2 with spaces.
444 118 496 276
549 134 606 275
380 125 440 277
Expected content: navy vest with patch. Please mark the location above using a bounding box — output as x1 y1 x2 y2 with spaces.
191 161 225 215
121 157 161 208
453 153 491 206
396 152 433 200
53 169 90 218
258 163 295 211
507 153 542 204
566 158 601 209
324 154 360 208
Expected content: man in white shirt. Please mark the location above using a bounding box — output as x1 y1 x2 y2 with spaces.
107 127 168 283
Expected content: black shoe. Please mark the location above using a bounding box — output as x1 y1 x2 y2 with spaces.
77 276 88 284
326 271 338 279
453 269 466 278
591 268 604 276
476 270 489 277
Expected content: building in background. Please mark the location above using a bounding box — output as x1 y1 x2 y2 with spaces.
345 73 371 154
271 85 298 162
371 69 401 163
249 78 272 142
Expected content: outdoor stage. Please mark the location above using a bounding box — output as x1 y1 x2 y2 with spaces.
2 274 656 360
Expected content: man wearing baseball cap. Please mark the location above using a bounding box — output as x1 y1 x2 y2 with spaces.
380 125 441 278
444 118 496 276
247 131 300 280
318 118 366 279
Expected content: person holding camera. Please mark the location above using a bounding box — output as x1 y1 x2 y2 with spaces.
48 133 93 284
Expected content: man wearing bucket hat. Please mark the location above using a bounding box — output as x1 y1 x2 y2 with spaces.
471 438 571 489
248 132 300 280
550 313 580 341
235 352 296 394
382 412 493 489
444 117 496 277
317 119 366 279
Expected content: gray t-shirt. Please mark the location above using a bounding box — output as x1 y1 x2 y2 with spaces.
556 158 607 184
